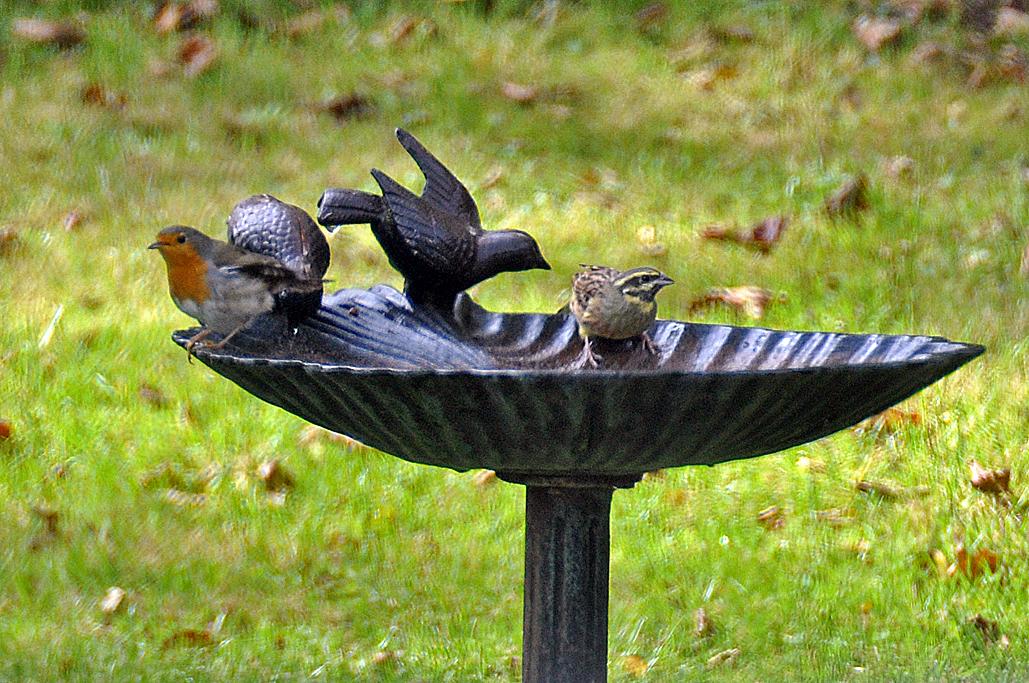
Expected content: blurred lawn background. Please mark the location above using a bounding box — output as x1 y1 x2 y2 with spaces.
1 0 1027 680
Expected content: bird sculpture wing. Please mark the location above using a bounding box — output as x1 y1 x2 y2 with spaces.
227 194 330 281
395 128 482 232
572 265 618 312
370 168 476 273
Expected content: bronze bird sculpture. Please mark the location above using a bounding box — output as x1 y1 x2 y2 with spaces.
317 128 550 308
227 194 330 328
569 265 674 368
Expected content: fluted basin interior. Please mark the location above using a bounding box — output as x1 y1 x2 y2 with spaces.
174 285 982 476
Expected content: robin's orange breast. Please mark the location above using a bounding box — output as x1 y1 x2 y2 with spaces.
160 246 211 305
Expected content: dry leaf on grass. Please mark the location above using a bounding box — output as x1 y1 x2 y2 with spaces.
1021 242 1029 276
995 7 1029 37
298 425 361 450
284 7 349 39
321 93 372 122
969 461 1010 495
177 36 218 77
162 628 213 649
389 15 434 44
472 469 497 487
257 459 294 492
371 650 400 666
501 81 539 104
12 18 85 49
701 216 787 254
859 406 922 433
695 607 714 638
684 63 738 90
856 479 902 499
706 647 740 668
622 654 650 677
853 16 904 51
635 3 669 32
815 508 854 527
968 614 1010 648
710 25 755 43
0 419 12 441
948 544 999 579
80 83 126 110
154 0 219 34
688 286 776 319
0 227 19 254
824 174 869 219
796 456 827 473
757 505 785 530
62 209 86 232
100 586 126 615
138 382 168 408
882 155 915 179
909 40 947 65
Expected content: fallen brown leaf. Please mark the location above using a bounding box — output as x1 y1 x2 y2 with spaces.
757 505 785 530
139 382 168 408
1021 242 1029 276
853 15 904 52
824 174 869 219
12 18 85 49
796 456 827 473
969 461 1011 495
688 286 775 319
501 81 539 104
0 227 19 254
100 586 126 615
61 209 84 232
948 544 999 579
695 607 714 638
32 506 59 536
706 647 740 668
635 3 669 32
162 628 213 649
257 459 294 492
80 83 126 110
995 7 1029 36
472 469 497 487
298 425 360 450
883 155 915 179
997 44 1027 83
285 7 349 39
701 216 787 254
371 650 400 666
859 406 922 434
968 614 1010 648
389 15 434 44
815 508 854 527
177 35 218 77
856 479 901 499
710 25 755 43
0 419 11 441
322 93 372 122
154 0 218 34
909 40 947 65
684 63 738 90
622 654 650 677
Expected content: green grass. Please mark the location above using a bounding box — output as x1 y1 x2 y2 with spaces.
1 1 1028 680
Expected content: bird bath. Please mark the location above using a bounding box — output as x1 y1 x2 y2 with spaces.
174 285 982 682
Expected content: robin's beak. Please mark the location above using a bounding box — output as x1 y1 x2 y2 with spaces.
657 275 674 287
148 242 162 250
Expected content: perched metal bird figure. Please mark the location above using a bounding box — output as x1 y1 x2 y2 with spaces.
317 128 550 308
569 265 674 368
149 226 323 359
226 194 330 328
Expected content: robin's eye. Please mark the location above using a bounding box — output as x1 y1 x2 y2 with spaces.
176 234 186 244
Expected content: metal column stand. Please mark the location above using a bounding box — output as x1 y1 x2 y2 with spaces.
500 473 642 683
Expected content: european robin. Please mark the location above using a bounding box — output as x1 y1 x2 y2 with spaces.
569 265 674 368
149 225 323 359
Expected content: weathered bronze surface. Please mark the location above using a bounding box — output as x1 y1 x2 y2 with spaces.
174 284 982 476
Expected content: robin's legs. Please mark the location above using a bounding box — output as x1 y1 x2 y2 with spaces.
184 328 213 363
641 331 660 355
208 319 254 350
577 336 602 369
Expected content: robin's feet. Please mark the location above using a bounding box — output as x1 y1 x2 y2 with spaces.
184 328 213 363
577 338 602 369
641 331 659 355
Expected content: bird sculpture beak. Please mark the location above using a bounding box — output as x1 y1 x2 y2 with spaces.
147 242 162 250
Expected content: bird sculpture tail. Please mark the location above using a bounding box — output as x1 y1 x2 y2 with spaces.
317 188 384 228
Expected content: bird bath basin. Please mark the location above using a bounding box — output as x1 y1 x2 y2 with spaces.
174 284 982 681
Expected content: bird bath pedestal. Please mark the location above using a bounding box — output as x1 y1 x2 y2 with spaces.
175 285 982 682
